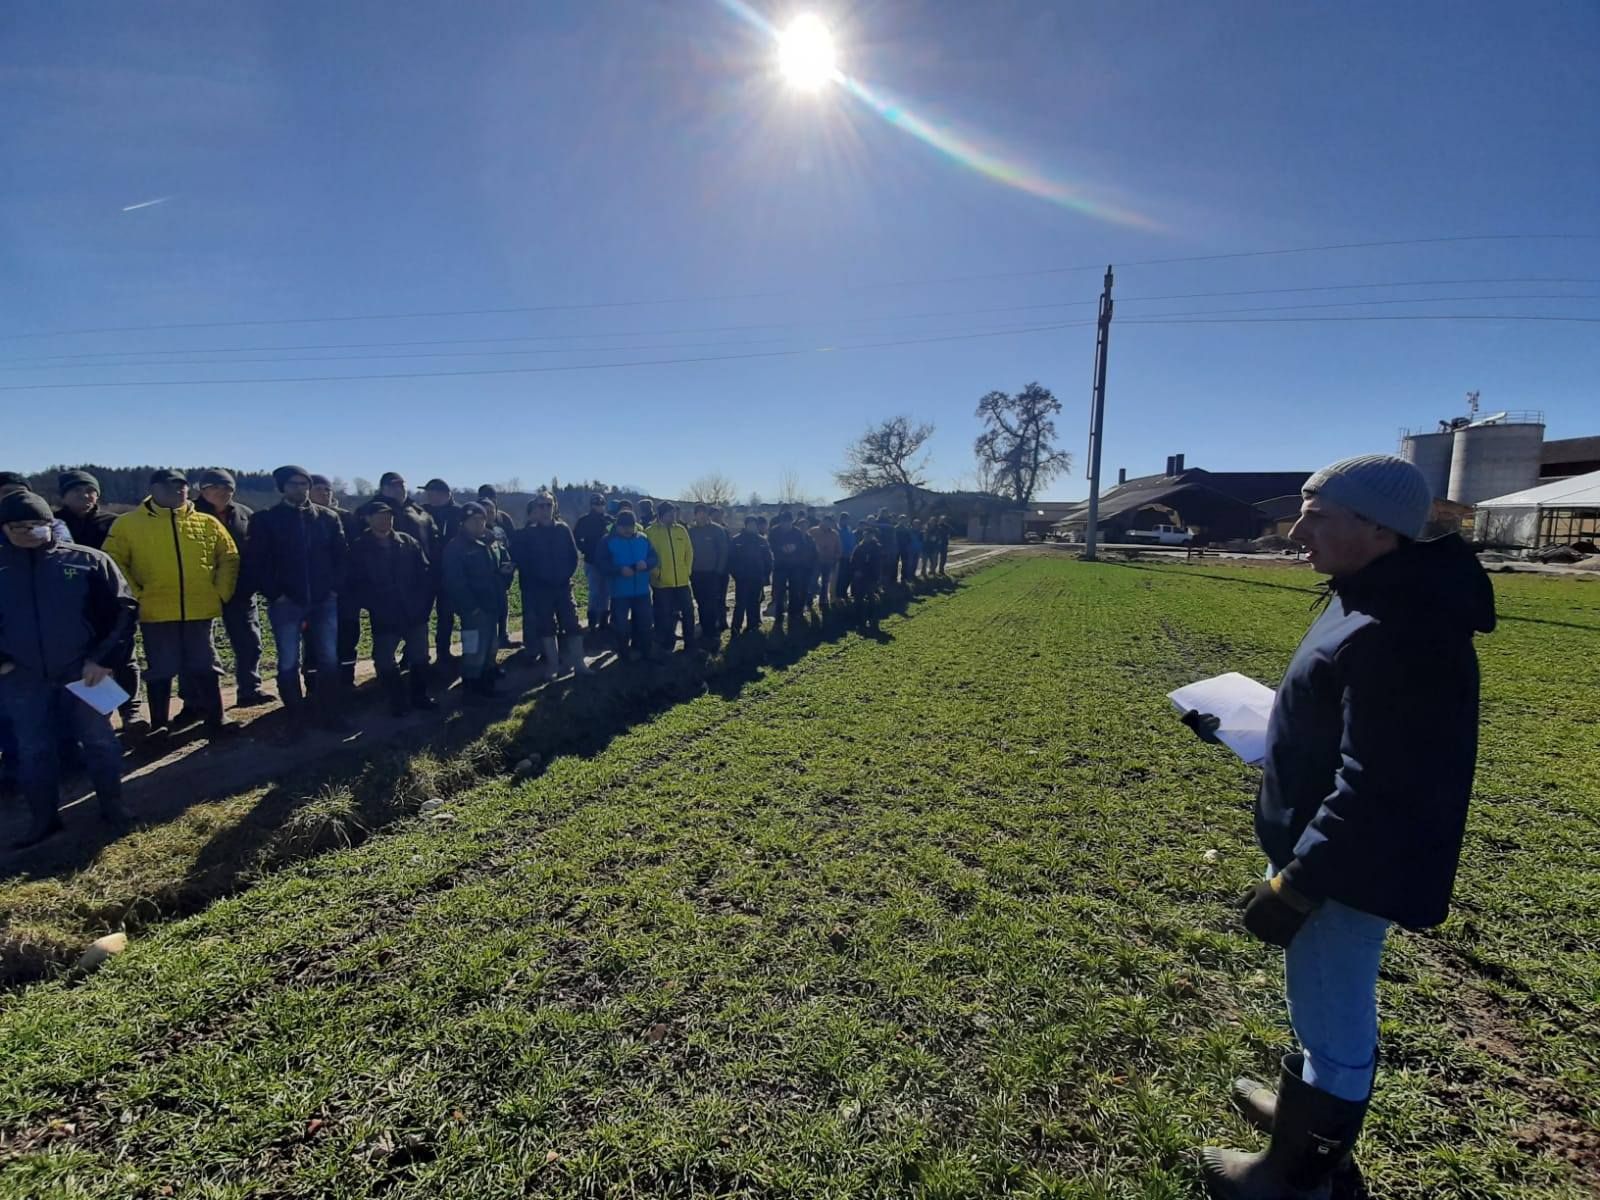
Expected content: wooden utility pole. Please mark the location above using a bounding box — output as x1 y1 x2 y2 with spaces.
1082 264 1114 560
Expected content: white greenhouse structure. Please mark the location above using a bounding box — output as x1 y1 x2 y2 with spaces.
1473 469 1600 549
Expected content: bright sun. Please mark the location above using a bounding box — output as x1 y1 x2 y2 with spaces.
777 14 837 90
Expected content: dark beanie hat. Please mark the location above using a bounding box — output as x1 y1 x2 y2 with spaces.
0 471 27 489
459 501 488 519
57 469 100 496
614 510 636 527
309 473 333 489
0 490 54 525
197 467 236 488
379 471 404 488
273 465 311 491
476 484 497 499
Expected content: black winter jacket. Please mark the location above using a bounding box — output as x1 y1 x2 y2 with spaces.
572 511 611 564
510 522 579 588
343 531 433 631
769 526 811 571
245 501 348 606
728 531 773 583
1259 535 1496 929
0 540 138 683
442 533 504 618
53 506 118 551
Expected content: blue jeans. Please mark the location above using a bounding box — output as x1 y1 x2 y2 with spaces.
0 674 124 828
583 562 610 622
268 596 339 681
1284 891 1391 1101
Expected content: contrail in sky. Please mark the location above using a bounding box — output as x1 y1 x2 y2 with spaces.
121 196 172 212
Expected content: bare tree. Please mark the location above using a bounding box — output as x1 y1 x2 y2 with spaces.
351 476 375 498
776 467 805 505
686 472 738 509
746 490 763 509
834 416 934 514
974 382 1071 506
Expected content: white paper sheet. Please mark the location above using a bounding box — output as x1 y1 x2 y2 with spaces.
66 676 131 716
1167 672 1276 766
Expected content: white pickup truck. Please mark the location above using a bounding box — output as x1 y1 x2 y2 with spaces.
1125 524 1194 546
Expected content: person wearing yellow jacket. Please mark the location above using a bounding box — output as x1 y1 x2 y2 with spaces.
104 469 240 740
646 502 696 653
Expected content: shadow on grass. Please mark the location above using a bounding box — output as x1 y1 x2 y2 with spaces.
0 576 956 984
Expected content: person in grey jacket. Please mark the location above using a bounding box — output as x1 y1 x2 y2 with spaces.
0 490 138 848
688 503 731 641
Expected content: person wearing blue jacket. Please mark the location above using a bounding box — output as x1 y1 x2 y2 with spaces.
0 490 139 848
509 493 593 682
835 514 857 603
1189 455 1495 1200
596 511 658 659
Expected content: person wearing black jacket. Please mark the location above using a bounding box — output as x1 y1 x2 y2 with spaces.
422 479 464 668
194 468 273 707
375 472 438 560
54 469 145 729
0 490 139 848
246 466 349 733
442 503 505 701
509 493 593 682
572 492 613 638
344 499 437 715
848 527 884 632
476 486 519 649
726 517 772 636
767 511 810 632
1188 455 1495 1200
310 475 363 689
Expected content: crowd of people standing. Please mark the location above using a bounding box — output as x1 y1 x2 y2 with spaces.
0 465 954 849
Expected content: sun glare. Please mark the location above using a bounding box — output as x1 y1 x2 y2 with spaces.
777 14 837 90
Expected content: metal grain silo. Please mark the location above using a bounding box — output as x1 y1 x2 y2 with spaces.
1447 413 1545 505
1400 431 1454 497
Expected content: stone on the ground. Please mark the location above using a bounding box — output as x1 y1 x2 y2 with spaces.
77 931 128 973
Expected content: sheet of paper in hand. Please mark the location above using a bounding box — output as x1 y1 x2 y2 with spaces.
1167 672 1276 766
66 676 132 716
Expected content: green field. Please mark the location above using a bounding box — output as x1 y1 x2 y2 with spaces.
1 556 1596 1198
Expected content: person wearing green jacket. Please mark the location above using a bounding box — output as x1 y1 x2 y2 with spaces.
442 503 506 701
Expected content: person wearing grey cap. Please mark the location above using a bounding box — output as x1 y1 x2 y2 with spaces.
0 490 139 848
193 468 273 708
1188 454 1495 1200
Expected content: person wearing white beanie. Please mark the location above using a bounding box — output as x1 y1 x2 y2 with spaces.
1189 453 1496 1199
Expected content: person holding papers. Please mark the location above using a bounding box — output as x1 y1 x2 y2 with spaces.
0 490 139 849
1189 454 1495 1200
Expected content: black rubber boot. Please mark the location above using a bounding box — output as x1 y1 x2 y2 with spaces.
1203 1054 1368 1200
275 672 308 743
409 665 439 711
318 677 354 733
144 678 173 741
192 674 239 737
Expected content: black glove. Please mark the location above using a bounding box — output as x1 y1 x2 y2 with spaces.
1180 709 1221 744
1240 876 1318 948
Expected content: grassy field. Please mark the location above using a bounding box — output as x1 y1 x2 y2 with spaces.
0 556 1596 1198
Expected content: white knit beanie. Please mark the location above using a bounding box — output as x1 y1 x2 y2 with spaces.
1302 454 1432 539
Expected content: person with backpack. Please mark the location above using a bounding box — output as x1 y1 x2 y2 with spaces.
727 515 773 636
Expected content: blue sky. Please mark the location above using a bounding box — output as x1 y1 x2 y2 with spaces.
3 1 1597 501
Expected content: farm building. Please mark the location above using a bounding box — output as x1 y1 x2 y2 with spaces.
1047 457 1308 543
1473 469 1600 549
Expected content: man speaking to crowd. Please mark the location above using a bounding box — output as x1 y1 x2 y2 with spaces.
1189 454 1495 1200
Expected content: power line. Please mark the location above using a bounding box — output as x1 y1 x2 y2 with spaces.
0 319 1096 392
1120 313 1600 326
4 234 1595 342
12 294 1593 373
9 277 1597 368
